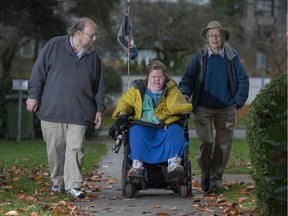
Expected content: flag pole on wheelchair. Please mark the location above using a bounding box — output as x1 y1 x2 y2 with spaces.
117 0 138 89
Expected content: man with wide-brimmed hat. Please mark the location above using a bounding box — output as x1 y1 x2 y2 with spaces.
179 21 249 193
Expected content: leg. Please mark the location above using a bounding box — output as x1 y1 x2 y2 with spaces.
165 124 188 175
128 125 145 176
64 124 87 190
194 106 214 180
165 124 188 159
41 120 66 189
210 106 236 188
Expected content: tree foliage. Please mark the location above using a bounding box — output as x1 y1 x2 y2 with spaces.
129 1 206 74
0 0 67 78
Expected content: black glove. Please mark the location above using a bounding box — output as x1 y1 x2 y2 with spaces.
108 115 129 140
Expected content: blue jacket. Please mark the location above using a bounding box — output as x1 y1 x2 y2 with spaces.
179 45 249 110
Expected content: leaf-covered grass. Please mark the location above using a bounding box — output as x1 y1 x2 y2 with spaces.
189 137 257 213
220 183 256 209
0 139 107 215
0 113 254 215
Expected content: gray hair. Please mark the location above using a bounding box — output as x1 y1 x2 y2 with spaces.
68 17 97 36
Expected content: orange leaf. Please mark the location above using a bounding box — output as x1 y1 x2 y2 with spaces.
156 211 169 215
18 195 38 202
238 189 247 194
237 197 249 203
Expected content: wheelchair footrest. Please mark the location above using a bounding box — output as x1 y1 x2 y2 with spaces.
128 175 144 184
167 171 185 181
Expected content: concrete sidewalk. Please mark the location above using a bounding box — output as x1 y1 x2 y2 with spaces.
75 138 253 216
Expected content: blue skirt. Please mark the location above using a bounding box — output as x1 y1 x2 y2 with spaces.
129 124 188 164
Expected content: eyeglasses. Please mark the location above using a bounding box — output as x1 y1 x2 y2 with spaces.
208 33 222 39
83 31 97 39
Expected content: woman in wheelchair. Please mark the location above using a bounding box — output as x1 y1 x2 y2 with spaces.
112 59 192 178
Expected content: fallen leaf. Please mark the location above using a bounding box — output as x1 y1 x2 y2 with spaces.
237 197 249 203
192 204 216 212
30 212 40 216
204 194 217 202
2 185 13 190
192 180 200 187
5 210 18 215
239 189 247 194
156 211 169 215
246 185 256 190
106 195 117 200
52 207 65 215
12 177 21 182
17 195 38 202
59 200 67 206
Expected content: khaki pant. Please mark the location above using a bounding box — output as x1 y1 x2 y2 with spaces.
194 106 237 187
41 121 87 190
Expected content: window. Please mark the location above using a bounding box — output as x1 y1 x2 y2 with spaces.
255 0 274 17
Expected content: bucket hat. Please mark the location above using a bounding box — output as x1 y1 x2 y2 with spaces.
200 21 230 41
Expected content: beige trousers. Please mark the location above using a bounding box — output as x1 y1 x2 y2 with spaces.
194 105 237 187
41 120 87 190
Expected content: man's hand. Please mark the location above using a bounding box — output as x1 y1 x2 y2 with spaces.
94 112 103 129
26 98 38 112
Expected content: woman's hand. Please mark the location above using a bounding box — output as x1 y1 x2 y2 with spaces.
119 111 126 116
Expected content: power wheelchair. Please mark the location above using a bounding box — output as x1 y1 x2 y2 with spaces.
108 115 192 198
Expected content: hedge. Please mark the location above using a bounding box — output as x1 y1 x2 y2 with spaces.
246 74 287 215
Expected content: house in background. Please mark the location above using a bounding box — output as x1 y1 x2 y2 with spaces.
243 0 286 46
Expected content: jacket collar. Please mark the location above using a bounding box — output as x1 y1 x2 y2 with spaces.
201 44 236 61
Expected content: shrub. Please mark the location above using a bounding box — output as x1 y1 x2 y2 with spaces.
246 74 287 215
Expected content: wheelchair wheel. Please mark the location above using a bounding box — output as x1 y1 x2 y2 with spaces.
179 184 188 198
125 182 135 198
183 146 192 195
121 143 130 197
187 161 192 195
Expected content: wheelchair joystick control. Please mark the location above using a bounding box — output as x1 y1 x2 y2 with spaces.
112 135 122 153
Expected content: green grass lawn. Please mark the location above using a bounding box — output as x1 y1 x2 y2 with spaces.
0 139 107 215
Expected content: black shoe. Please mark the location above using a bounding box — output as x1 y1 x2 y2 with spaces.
201 178 210 192
210 185 220 193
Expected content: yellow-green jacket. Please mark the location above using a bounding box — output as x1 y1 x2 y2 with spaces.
112 79 193 125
